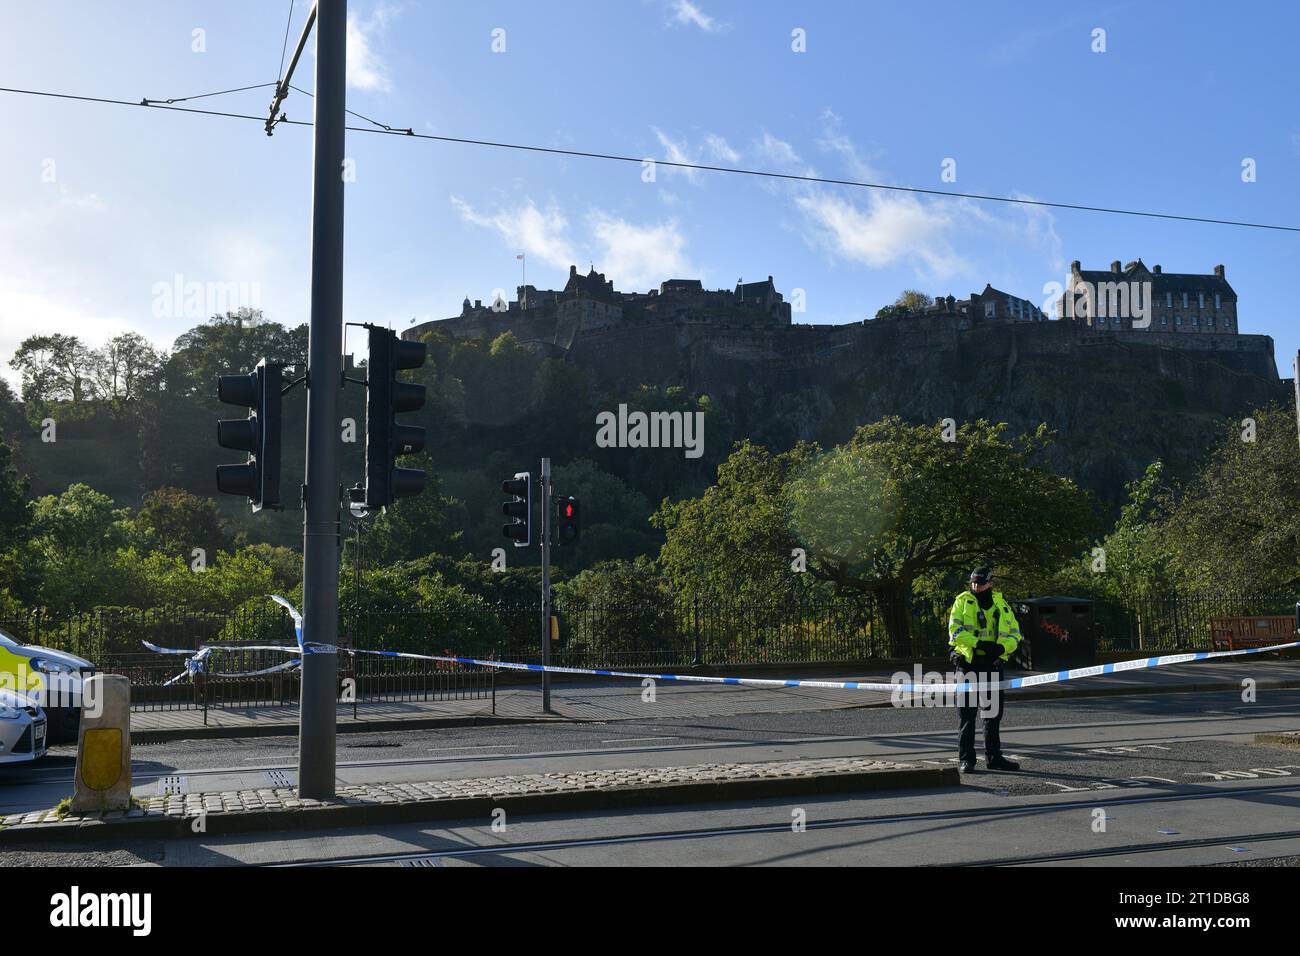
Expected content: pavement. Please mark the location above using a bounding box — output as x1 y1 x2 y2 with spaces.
0 756 955 843
127 657 1300 741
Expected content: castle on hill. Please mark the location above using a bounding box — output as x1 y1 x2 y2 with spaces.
406 259 1247 348
450 264 793 331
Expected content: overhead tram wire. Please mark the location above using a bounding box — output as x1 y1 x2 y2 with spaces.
2 83 1298 235
139 81 278 107
277 0 296 82
286 83 413 134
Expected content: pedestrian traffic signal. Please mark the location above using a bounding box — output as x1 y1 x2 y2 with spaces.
556 495 579 545
216 358 284 511
365 326 427 509
502 472 531 547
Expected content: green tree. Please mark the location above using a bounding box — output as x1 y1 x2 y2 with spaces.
1156 404 1300 592
0 434 30 543
653 440 818 603
786 419 1095 602
345 465 465 566
88 332 162 417
657 420 1096 651
9 333 94 423
128 486 231 558
873 289 933 321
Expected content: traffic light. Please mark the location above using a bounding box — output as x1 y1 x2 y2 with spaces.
216 358 283 511
365 326 427 509
502 472 531 547
556 495 579 545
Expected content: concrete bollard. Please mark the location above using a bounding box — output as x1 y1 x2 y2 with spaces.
71 674 132 813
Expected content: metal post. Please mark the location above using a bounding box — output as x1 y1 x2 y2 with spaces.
540 457 552 714
298 0 346 800
1292 351 1299 451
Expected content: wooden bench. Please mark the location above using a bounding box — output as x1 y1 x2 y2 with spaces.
1209 616 1296 651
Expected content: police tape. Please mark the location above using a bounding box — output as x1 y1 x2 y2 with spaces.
140 636 1300 693
142 641 302 683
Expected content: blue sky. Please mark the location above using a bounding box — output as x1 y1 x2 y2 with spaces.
2 0 1298 381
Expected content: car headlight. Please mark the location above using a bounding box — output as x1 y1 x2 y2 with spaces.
0 706 22 720
29 658 76 675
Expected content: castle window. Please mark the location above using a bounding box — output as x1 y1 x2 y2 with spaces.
1208 316 1215 327
1160 315 1168 326
1096 316 1106 326
1165 291 1173 307
1181 292 1188 309
1215 293 1222 309
1191 315 1198 326
1175 315 1182 326
984 302 995 318
1198 292 1205 309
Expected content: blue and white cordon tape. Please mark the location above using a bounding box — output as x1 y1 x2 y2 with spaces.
138 592 1300 692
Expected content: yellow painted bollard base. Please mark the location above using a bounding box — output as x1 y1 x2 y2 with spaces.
81 728 123 791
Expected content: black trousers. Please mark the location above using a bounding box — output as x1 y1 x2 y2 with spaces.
955 658 1005 763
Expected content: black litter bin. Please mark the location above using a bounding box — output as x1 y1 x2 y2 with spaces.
1014 597 1095 671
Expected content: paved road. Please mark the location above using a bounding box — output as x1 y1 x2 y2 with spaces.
2 685 1299 865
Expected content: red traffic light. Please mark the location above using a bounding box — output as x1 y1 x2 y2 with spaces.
556 495 579 545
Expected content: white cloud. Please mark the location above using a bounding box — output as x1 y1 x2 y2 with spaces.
649 128 740 183
449 196 693 291
667 0 723 33
651 127 701 183
346 5 397 92
57 187 107 211
754 131 815 177
589 212 693 289
795 191 969 278
450 196 576 270
704 134 740 165
760 119 1064 285
816 114 879 182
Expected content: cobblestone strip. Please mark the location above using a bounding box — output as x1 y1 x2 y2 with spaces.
1 756 953 841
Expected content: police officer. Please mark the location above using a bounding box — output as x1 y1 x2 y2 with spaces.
948 566 1022 772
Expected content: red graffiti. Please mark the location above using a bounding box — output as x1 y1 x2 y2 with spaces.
1042 621 1071 643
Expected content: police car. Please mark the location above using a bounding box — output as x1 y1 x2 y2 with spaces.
0 626 96 743
0 688 46 765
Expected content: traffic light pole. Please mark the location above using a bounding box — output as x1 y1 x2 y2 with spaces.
540 457 553 714
298 0 347 800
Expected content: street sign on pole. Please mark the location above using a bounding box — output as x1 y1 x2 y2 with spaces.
297 0 347 800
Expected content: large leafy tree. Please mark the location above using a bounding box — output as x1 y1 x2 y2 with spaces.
653 439 818 604
1157 404 1300 593
163 309 307 400
16 484 130 610
8 333 94 423
88 332 162 416
128 486 231 558
656 420 1096 649
787 418 1096 592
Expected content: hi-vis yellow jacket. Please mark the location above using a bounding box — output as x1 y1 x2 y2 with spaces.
948 590 1022 663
